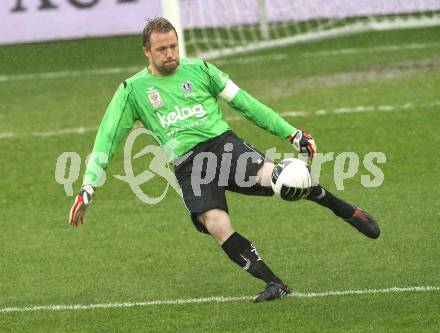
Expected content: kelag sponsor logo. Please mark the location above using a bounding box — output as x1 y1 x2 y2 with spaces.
158 104 207 128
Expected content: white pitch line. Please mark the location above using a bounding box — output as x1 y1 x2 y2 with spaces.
30 126 98 138
225 100 440 121
292 286 440 298
0 66 140 83
214 53 288 66
1 100 438 140
303 42 440 57
0 132 15 139
1 286 438 314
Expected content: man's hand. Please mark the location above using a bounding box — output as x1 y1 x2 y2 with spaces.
69 185 95 227
289 130 317 159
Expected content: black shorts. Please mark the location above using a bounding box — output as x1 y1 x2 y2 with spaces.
174 131 274 234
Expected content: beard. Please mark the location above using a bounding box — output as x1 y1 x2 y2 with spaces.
157 59 179 75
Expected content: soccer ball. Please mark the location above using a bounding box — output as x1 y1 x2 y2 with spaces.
271 158 312 201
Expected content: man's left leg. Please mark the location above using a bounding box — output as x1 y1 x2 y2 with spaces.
197 208 291 302
257 162 380 239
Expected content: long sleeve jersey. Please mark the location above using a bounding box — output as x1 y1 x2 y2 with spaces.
83 58 295 186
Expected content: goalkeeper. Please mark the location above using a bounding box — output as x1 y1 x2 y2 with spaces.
69 17 380 303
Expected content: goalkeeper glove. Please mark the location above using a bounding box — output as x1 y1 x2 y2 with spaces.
69 184 95 227
288 130 317 160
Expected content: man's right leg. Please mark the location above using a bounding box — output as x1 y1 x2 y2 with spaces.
306 185 380 239
198 208 291 302
257 161 380 239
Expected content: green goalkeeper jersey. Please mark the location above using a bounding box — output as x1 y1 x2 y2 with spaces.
83 58 296 186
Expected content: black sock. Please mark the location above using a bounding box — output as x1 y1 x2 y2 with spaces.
307 185 354 219
221 232 282 284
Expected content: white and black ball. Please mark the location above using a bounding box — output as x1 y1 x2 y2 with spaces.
271 158 312 201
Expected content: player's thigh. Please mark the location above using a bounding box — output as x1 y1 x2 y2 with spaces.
225 134 274 195
175 161 229 234
256 161 276 187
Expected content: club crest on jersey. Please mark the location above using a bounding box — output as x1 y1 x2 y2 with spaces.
147 87 164 109
181 81 192 94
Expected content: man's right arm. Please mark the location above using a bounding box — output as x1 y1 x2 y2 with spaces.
83 82 138 187
70 82 138 226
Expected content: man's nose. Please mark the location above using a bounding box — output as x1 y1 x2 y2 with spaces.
165 48 173 58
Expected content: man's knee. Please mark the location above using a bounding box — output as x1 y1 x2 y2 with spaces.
198 209 234 243
199 209 229 231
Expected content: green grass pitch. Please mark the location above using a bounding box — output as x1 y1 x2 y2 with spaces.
0 26 439 332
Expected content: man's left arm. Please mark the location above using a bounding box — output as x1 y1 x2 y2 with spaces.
220 79 316 159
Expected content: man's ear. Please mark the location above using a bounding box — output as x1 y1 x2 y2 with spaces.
143 46 150 59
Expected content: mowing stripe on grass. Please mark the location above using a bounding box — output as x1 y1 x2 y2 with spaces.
0 54 287 83
2 41 439 83
1 286 438 313
1 100 438 140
